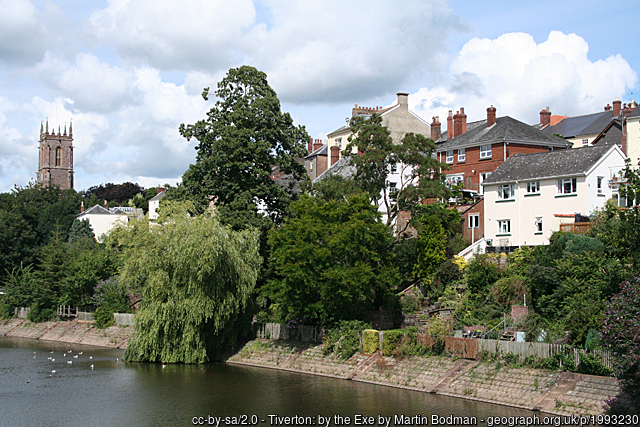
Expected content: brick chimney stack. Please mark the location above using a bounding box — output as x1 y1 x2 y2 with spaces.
312 139 323 152
447 110 453 141
487 105 497 127
80 201 84 213
157 186 166 194
540 107 551 126
604 104 612 112
431 116 441 141
460 107 467 134
330 145 340 166
453 110 463 138
308 137 313 153
613 99 622 116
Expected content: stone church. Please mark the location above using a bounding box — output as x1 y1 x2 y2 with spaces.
37 120 74 190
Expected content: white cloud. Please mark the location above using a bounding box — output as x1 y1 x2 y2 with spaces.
86 0 464 104
87 0 255 71
412 31 638 125
0 0 46 65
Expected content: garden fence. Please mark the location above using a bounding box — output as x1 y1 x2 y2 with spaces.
256 323 324 343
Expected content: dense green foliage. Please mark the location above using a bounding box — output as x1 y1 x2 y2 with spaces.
264 195 398 326
120 204 261 363
171 66 308 228
322 320 370 360
92 277 131 328
344 113 448 229
602 276 640 407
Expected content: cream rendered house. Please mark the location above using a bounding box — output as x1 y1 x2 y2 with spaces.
482 144 626 250
325 92 431 160
626 106 640 166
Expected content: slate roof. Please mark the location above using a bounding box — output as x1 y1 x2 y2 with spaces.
627 105 640 119
483 144 618 185
312 156 355 184
149 191 166 202
543 111 612 138
436 116 567 150
435 119 485 144
78 205 112 216
304 144 328 159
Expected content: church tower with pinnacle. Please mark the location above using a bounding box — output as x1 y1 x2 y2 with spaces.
37 119 74 190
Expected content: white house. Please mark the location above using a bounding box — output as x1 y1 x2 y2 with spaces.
482 144 626 249
77 205 143 242
148 188 166 220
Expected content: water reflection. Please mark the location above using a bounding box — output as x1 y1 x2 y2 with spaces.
1 336 543 427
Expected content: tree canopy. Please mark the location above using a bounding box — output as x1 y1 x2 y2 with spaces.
263 194 398 326
344 113 449 229
119 202 261 363
170 66 309 232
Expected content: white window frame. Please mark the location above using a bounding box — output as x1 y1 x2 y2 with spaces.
597 176 603 194
498 220 511 234
526 181 540 193
479 172 491 194
469 214 479 229
480 145 492 159
446 150 454 164
535 217 543 233
498 184 515 200
582 138 589 147
336 137 342 149
388 181 397 193
458 148 466 162
557 178 577 195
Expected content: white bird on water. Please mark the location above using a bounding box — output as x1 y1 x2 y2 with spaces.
51 370 56 373
89 356 92 360
67 361 72 364
73 355 78 359
90 364 94 369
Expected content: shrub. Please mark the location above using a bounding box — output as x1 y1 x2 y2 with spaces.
400 293 422 314
362 329 380 354
381 329 408 357
92 277 130 329
323 320 370 360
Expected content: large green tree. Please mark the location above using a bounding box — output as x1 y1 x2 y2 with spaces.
344 113 449 230
264 195 398 326
171 66 309 233
118 202 261 363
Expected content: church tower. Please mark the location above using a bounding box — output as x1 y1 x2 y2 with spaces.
37 119 74 190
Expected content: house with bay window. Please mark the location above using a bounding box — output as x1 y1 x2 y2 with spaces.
482 144 626 251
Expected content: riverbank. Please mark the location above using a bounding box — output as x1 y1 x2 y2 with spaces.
227 339 620 417
0 318 131 348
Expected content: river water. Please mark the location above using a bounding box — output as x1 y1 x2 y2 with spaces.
1 337 546 427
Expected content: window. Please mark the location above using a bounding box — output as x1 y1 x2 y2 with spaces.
480 145 492 159
526 181 540 193
388 182 397 193
597 176 603 194
446 150 454 164
557 178 577 195
55 147 62 167
582 138 589 147
535 217 543 233
469 214 479 229
498 184 514 200
498 220 511 234
458 148 466 162
390 163 397 173
479 172 491 194
336 138 342 149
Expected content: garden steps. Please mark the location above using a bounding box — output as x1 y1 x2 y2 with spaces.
347 351 382 379
532 372 583 412
430 359 477 393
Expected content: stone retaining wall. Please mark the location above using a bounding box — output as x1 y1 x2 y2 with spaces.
0 318 131 348
227 339 620 416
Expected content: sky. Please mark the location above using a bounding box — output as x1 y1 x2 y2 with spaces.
1 0 638 194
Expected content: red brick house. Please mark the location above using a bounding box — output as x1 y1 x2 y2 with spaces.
434 106 569 245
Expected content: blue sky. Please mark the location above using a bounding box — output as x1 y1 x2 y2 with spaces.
1 0 638 193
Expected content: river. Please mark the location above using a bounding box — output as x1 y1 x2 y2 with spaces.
1 336 548 427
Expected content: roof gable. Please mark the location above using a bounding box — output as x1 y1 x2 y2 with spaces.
483 144 621 184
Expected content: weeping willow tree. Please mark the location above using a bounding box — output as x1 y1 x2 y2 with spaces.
113 202 261 363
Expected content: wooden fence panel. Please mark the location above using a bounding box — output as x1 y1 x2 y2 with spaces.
445 337 478 359
256 323 323 343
